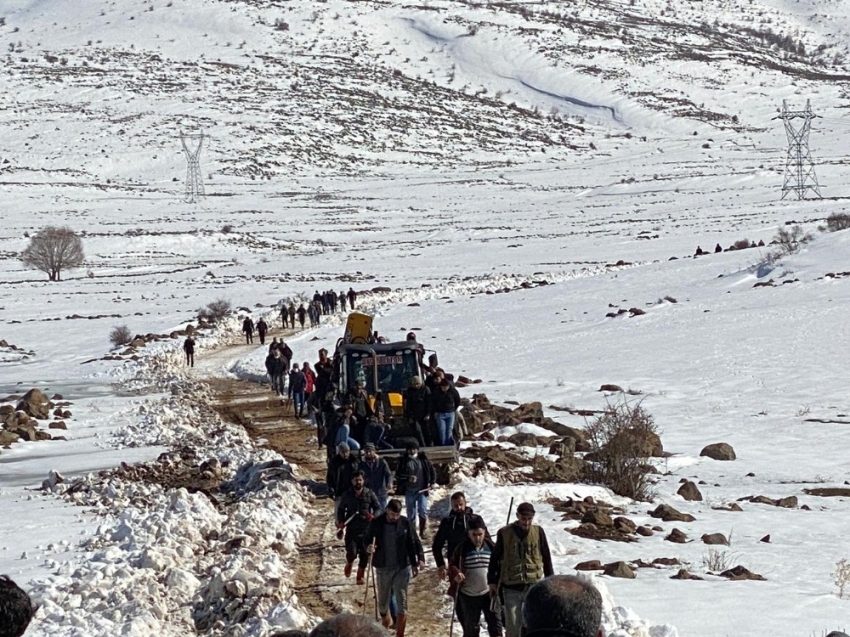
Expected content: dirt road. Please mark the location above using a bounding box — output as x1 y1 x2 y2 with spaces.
200 328 456 635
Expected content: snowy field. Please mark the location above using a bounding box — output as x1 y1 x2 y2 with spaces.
2 0 850 635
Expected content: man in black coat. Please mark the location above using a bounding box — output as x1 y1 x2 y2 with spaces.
402 376 430 447
363 499 425 636
242 316 255 344
256 317 268 345
432 491 488 583
522 575 603 637
337 470 382 584
326 442 360 504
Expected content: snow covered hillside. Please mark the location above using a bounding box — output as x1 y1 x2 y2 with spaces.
2 0 850 635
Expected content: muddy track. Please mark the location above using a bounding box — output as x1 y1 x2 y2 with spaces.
206 374 457 634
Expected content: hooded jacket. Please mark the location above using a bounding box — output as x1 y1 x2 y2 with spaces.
362 512 424 569
432 507 488 569
394 451 436 496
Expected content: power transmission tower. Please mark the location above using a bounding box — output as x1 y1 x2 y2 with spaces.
775 100 822 200
180 130 205 203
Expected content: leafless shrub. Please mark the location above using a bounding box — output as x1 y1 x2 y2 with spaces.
702 547 736 573
221 224 233 234
20 226 85 281
584 397 659 501
732 238 751 250
109 325 132 347
274 18 289 31
824 213 850 233
773 224 812 255
834 558 850 598
198 298 231 323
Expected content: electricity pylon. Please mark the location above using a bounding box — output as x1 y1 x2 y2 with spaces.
775 100 822 200
180 130 205 203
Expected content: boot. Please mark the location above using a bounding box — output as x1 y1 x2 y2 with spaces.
395 613 407 637
380 614 392 629
356 567 365 585
344 561 353 578
418 517 427 539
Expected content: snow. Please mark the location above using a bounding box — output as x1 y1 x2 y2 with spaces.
2 0 850 635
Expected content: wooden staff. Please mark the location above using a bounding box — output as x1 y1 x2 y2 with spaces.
449 553 464 637
361 538 377 616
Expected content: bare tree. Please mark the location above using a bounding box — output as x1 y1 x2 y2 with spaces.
20 226 85 281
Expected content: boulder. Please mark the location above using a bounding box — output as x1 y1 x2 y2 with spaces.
670 569 703 580
609 427 663 457
581 509 614 527
701 533 729 546
649 504 695 523
599 384 623 393
574 560 603 571
665 528 688 543
0 430 21 446
776 496 798 509
719 565 766 581
613 517 637 534
636 526 654 537
603 561 636 579
677 481 703 501
700 442 736 461
511 402 544 421
652 557 681 567
549 437 576 456
16 389 52 419
49 421 67 430
508 432 540 448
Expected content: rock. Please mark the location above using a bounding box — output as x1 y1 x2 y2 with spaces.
738 495 797 508
677 480 703 501
607 427 664 458
665 528 688 543
34 430 53 441
652 557 681 567
649 504 695 523
0 430 21 446
508 432 540 448
511 402 544 421
719 565 766 581
574 560 603 571
613 516 637 533
549 437 576 456
701 533 729 546
636 526 654 537
581 510 614 527
16 389 52 419
760 535 771 543
670 569 703 580
49 421 67 430
41 470 65 491
776 496 798 508
130 338 146 348
599 384 623 393
700 442 736 461
603 561 636 579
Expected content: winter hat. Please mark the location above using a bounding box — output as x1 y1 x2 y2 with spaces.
516 502 536 515
364 442 377 451
337 442 350 453
411 376 423 387
406 441 420 451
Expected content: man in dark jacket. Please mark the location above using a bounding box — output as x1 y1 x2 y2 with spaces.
266 348 287 396
432 378 460 446
327 442 360 503
394 442 436 539
337 470 381 584
449 517 502 637
183 335 195 367
487 502 555 637
256 317 268 345
359 443 393 509
363 499 425 637
433 491 488 582
522 575 603 637
289 363 307 417
402 376 430 447
242 316 255 344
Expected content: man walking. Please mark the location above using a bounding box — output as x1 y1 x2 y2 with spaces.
487 502 554 637
327 442 360 508
289 363 307 417
347 287 357 310
360 442 393 510
363 499 425 636
522 575 603 637
183 335 195 367
266 348 287 396
394 442 436 539
433 491 488 583
337 470 381 584
449 517 502 637
242 316 255 344
432 378 460 446
256 317 268 345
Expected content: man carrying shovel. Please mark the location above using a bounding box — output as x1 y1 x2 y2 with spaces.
337 470 381 584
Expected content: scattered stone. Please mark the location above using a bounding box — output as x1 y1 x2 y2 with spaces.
677 480 703 501
738 495 797 509
665 528 688 543
16 389 53 420
603 561 636 579
701 533 729 546
719 565 766 581
582 509 614 527
48 421 67 430
598 384 623 393
803 487 850 497
652 557 681 567
649 504 695 523
574 560 603 571
760 535 771 543
670 569 703 580
700 442 736 461
636 526 654 537
712 503 743 512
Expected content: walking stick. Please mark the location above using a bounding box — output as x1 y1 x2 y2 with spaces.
449 554 464 637
372 563 379 620
506 496 514 525
361 539 376 616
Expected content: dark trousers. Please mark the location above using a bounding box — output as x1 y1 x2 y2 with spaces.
185 352 194 367
258 330 266 345
344 532 369 569
456 591 502 637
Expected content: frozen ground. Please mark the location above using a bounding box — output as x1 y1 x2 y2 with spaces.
2 0 850 635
